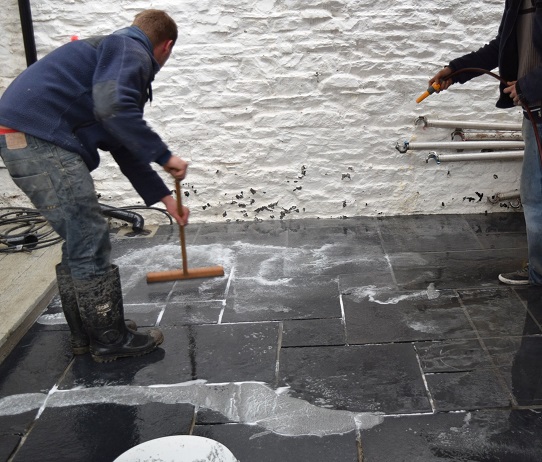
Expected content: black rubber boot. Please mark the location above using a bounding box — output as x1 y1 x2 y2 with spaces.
74 265 163 363
56 264 137 355
56 264 90 355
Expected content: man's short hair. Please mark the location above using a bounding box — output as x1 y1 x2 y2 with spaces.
132 10 178 46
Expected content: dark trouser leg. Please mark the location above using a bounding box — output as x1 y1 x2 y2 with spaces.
520 119 542 284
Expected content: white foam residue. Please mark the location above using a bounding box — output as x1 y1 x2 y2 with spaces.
426 283 440 300
347 285 441 305
407 321 440 334
0 381 384 437
115 242 235 293
0 393 47 417
241 276 293 287
37 313 66 325
116 240 385 294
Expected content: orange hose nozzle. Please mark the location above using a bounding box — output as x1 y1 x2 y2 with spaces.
416 83 441 104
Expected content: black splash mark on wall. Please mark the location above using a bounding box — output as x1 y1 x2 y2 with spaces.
463 192 484 203
280 205 300 219
255 201 279 213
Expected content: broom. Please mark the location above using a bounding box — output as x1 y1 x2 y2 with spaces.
146 180 224 283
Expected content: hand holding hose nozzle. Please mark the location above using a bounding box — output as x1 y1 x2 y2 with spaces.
417 66 454 103
416 82 441 103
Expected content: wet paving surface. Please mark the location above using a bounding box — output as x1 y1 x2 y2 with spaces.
1 212 542 461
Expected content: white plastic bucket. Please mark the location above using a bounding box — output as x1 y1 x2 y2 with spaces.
114 435 239 462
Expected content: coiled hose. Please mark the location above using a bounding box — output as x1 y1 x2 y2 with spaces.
0 207 62 252
0 204 173 253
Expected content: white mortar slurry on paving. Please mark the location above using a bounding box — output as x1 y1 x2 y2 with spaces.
36 312 66 325
116 243 236 272
0 381 384 437
346 285 442 305
115 241 381 288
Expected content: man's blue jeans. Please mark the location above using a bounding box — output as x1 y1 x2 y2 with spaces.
0 133 111 279
521 118 542 285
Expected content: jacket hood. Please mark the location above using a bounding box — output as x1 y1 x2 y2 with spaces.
113 26 161 74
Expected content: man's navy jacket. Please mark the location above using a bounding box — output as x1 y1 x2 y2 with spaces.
449 0 542 110
0 26 171 205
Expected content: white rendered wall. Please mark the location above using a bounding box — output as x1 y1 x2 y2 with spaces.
0 0 524 223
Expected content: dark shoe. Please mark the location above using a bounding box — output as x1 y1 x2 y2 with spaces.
74 265 163 363
56 264 137 355
498 266 529 285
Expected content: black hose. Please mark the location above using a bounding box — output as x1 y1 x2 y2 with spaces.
100 204 145 233
0 204 174 253
117 206 173 225
0 207 62 253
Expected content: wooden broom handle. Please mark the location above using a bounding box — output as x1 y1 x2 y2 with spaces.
175 180 189 275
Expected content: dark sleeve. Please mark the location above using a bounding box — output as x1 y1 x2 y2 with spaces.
91 35 172 166
110 146 172 206
448 39 500 84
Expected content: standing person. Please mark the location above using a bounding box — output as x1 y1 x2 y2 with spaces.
428 0 542 286
0 10 189 361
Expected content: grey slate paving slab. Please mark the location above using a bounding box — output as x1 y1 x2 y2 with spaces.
343 289 476 344
390 248 528 290
425 368 511 411
223 274 341 322
11 403 194 462
0 330 73 399
282 318 346 347
283 242 387 278
160 300 223 326
278 344 431 414
359 409 542 462
0 436 19 462
193 424 360 462
377 214 483 252
459 287 542 337
414 339 493 372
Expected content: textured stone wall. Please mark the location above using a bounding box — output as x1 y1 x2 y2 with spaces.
0 0 523 223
